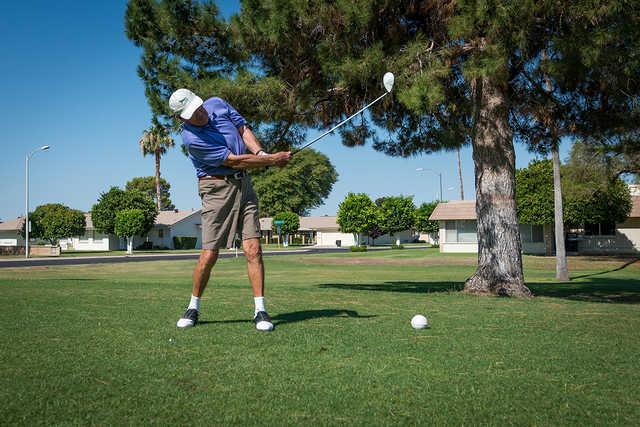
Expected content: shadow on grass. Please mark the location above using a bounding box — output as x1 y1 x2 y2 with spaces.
319 281 463 294
199 309 376 327
529 277 640 304
319 278 640 304
570 258 639 280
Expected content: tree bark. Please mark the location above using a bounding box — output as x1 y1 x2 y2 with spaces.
552 144 569 281
457 147 465 200
464 77 532 297
155 151 162 211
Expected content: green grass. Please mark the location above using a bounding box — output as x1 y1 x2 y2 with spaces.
1 249 639 425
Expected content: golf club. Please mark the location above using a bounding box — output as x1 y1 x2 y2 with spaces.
293 72 394 154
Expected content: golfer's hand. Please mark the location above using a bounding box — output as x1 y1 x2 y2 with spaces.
270 151 292 167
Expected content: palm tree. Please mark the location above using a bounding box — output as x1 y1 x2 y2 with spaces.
139 126 174 211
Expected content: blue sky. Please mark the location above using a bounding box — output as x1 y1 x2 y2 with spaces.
0 0 566 222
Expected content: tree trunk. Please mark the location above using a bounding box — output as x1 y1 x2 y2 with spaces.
543 224 554 256
457 147 465 200
464 77 531 297
155 151 162 211
552 144 569 281
126 237 133 255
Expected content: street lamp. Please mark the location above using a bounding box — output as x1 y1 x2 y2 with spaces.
416 167 443 201
25 145 50 258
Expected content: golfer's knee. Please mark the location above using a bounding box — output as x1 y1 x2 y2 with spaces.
200 249 219 266
244 244 262 263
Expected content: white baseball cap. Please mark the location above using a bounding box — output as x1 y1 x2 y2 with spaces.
169 88 203 120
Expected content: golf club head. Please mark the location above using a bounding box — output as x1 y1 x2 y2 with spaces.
383 72 394 93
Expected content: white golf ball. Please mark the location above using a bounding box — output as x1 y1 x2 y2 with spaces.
411 314 429 329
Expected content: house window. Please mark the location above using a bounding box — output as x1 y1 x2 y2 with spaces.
445 221 457 242
584 222 616 236
519 224 544 243
445 220 477 243
158 229 164 238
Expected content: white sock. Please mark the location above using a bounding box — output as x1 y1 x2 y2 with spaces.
188 295 200 311
254 296 265 315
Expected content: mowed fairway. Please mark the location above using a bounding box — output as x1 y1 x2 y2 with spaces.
1 249 639 425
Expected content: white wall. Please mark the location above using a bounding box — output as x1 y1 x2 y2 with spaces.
367 230 417 245
437 221 547 254
0 231 24 246
316 231 357 247
170 216 202 249
60 236 111 251
579 219 640 254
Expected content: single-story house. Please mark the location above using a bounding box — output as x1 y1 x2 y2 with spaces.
0 217 25 247
58 213 120 251
58 209 203 251
429 195 640 255
578 194 640 254
1 209 203 252
259 216 416 247
132 209 202 250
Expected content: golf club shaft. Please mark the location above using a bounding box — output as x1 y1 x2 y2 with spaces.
293 91 389 154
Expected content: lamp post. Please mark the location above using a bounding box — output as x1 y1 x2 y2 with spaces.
416 167 443 201
25 145 50 258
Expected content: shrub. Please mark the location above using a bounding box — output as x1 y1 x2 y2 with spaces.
391 244 404 249
135 241 153 250
350 245 368 252
173 236 197 249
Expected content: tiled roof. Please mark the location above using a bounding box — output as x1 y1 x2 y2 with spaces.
154 209 201 226
0 217 24 231
430 197 640 220
429 200 476 220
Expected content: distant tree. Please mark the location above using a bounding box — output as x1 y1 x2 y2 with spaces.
516 161 555 226
414 201 441 242
25 204 86 245
563 153 632 227
337 193 378 246
516 159 632 228
91 187 158 237
126 176 175 210
365 209 385 246
272 211 299 247
377 196 416 243
138 125 174 211
251 149 338 216
114 209 147 255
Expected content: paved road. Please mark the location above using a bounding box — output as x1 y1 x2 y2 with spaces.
0 246 429 269
0 247 344 268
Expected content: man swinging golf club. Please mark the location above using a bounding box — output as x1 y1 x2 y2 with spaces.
169 88 291 331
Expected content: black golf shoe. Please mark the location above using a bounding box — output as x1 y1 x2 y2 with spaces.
177 308 199 328
253 311 274 331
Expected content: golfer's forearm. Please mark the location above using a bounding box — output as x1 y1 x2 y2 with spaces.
239 127 264 155
222 154 274 169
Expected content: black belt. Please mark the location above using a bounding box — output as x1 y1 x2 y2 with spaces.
199 170 246 181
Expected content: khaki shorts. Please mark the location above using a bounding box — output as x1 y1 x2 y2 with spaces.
198 175 261 250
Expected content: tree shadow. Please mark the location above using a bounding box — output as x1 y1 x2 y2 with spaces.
570 258 639 280
528 278 640 304
319 278 640 304
319 281 463 294
198 309 376 327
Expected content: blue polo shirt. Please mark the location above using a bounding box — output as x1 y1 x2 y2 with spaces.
181 97 247 177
